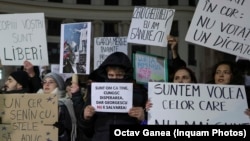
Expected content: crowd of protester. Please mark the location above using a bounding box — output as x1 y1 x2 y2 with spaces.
0 35 249 141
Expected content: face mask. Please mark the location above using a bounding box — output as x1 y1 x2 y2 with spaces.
245 75 250 86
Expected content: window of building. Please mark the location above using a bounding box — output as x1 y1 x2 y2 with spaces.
132 0 146 6
170 20 179 37
189 0 197 6
48 0 62 3
167 20 179 60
47 19 62 36
188 44 196 66
104 22 119 37
105 0 118 5
77 0 91 4
131 45 146 54
168 0 178 6
47 43 60 64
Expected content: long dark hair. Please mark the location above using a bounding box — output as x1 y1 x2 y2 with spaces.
210 61 244 85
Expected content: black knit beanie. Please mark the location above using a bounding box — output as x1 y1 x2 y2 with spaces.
10 71 29 88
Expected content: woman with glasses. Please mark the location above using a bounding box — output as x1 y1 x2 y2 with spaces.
37 72 76 141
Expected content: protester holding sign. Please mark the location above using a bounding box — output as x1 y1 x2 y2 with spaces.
208 61 243 85
0 70 30 94
80 52 147 141
67 74 92 141
167 35 187 81
37 72 77 141
208 61 250 118
145 66 197 111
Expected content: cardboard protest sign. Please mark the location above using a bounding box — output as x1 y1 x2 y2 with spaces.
0 13 49 66
60 22 91 74
148 82 250 125
133 52 168 84
0 94 58 141
127 6 175 47
91 82 133 113
94 37 128 69
185 0 250 59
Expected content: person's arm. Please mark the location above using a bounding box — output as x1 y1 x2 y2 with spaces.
167 35 178 59
167 35 187 81
22 61 42 92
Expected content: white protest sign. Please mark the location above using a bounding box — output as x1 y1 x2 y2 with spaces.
94 37 128 69
148 82 250 125
0 94 58 141
185 0 250 59
127 6 175 47
0 13 49 66
91 82 133 113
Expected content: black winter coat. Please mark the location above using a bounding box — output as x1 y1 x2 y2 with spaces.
71 91 92 141
80 52 148 141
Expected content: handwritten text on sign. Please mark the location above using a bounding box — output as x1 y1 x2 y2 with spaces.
127 6 175 47
94 37 128 69
91 82 133 113
0 94 58 141
0 13 49 66
185 0 250 59
147 82 250 125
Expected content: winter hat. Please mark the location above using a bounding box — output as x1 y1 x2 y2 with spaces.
43 72 65 90
10 70 29 88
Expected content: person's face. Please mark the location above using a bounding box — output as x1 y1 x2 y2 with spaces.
23 60 33 71
214 64 232 84
4 76 22 91
173 69 192 83
107 67 125 79
42 77 57 94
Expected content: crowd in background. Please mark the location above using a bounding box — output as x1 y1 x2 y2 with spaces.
0 35 250 141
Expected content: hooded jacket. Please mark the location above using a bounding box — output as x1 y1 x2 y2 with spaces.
81 52 147 141
89 52 134 82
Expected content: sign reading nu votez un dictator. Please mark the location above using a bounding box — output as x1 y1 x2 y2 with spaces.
186 0 250 59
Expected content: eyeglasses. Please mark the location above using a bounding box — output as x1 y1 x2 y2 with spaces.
42 81 55 85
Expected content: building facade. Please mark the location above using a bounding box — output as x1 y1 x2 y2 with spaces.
0 0 232 86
